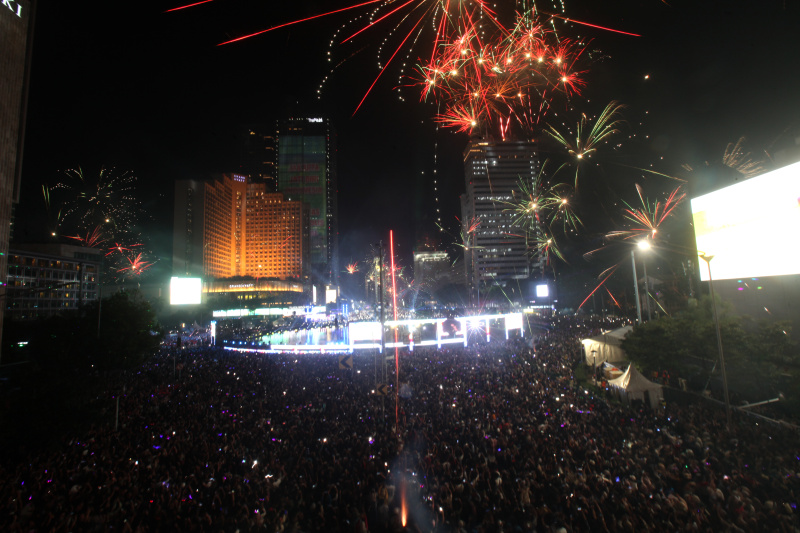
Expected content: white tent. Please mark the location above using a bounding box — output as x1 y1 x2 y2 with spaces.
609 364 664 409
581 326 633 366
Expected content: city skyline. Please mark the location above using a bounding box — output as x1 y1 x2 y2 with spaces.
13 1 800 299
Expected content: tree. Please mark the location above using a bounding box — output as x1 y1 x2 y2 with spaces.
30 289 163 372
619 295 789 400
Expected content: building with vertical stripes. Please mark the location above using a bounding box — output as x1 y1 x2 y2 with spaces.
0 0 34 354
173 175 306 282
461 137 539 304
276 117 338 289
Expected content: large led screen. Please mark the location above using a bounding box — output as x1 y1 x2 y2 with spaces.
691 161 800 281
349 321 382 342
170 277 202 305
536 284 549 298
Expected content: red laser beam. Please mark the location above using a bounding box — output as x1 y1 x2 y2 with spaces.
165 0 214 13
218 0 384 46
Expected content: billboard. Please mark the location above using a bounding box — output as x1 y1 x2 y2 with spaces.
536 284 549 298
170 277 202 305
691 161 800 281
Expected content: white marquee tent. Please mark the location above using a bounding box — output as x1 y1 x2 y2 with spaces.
609 364 664 409
581 326 633 366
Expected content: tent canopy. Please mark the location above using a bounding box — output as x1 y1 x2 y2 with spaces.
609 364 664 408
581 326 633 365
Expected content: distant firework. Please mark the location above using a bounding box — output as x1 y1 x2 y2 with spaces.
117 253 155 276
167 1 638 120
418 12 590 136
44 166 156 281
546 101 625 187
605 184 686 243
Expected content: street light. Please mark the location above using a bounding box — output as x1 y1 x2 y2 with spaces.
698 253 732 429
638 241 653 321
631 240 651 324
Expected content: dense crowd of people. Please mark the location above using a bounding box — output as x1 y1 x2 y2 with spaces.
2 317 799 532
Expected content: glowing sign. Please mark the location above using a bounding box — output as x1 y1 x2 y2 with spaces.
536 284 549 298
691 161 800 281
349 322 382 342
170 277 202 305
506 313 523 330
307 118 323 123
326 286 338 304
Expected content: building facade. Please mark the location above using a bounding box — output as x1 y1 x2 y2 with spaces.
173 175 306 281
413 250 453 293
462 138 539 303
1 0 34 351
239 125 277 192
276 117 338 287
5 244 101 321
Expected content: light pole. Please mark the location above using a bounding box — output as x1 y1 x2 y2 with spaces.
630 240 651 324
699 253 732 429
591 349 598 384
641 252 652 321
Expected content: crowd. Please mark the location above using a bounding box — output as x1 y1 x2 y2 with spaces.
2 317 799 532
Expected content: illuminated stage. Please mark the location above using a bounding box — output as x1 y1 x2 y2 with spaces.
218 313 524 354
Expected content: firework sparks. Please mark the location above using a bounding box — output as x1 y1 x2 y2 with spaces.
345 261 360 274
105 242 143 257
606 184 686 242
546 101 625 187
419 11 590 137
49 166 141 232
45 165 154 281
65 226 107 248
117 253 155 276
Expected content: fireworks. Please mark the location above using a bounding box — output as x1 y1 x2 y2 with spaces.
47 166 140 231
65 226 107 248
605 184 686 242
545 101 625 187
499 160 583 272
435 215 484 253
44 166 155 281
682 136 767 180
345 261 360 274
117 253 154 276
106 242 143 257
418 11 590 137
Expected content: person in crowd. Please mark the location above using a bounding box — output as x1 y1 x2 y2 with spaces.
2 317 798 532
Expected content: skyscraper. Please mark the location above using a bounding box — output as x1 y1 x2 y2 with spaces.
172 175 305 281
276 117 338 288
1 0 34 357
461 137 539 304
238 125 277 192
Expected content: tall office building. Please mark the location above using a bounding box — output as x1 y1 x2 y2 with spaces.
239 125 277 192
461 137 539 303
413 250 453 293
276 117 338 288
1 0 34 356
173 175 306 281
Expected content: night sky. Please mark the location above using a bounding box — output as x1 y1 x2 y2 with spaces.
16 0 800 302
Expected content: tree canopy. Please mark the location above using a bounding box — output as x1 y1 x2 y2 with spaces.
621 296 798 403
